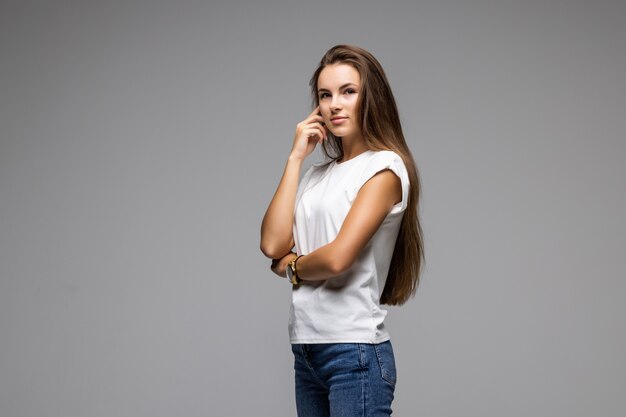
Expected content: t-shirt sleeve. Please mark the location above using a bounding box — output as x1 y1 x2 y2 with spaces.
351 151 410 214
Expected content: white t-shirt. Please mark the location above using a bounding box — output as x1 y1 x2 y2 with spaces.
289 149 410 344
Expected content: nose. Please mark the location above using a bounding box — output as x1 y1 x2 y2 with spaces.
330 95 342 111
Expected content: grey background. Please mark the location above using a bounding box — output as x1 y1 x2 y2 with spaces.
1 0 624 416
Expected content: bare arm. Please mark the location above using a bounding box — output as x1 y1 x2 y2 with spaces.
294 169 402 281
260 106 328 259
259 155 302 259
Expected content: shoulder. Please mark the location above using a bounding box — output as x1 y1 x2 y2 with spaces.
357 150 410 212
360 150 408 181
298 160 331 192
368 150 404 165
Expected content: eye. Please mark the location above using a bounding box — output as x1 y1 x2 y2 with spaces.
345 88 356 94
319 92 330 99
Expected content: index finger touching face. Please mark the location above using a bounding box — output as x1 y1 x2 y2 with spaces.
309 106 321 118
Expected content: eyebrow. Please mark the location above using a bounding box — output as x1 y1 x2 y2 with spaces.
317 83 358 93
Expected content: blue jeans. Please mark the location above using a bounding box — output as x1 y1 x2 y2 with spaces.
291 340 397 417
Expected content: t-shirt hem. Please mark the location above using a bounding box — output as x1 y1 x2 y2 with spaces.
289 335 391 344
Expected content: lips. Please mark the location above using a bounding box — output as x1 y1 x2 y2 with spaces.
331 116 347 121
330 117 348 126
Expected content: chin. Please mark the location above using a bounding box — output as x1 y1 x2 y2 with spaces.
332 129 352 138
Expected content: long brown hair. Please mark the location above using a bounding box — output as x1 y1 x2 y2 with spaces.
309 44 425 305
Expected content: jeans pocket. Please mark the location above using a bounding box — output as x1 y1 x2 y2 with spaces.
373 341 397 387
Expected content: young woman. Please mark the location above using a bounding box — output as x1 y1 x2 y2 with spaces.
260 44 425 417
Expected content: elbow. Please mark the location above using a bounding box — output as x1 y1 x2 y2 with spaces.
260 242 278 259
259 234 279 259
260 241 289 260
326 235 362 275
327 245 354 275
329 260 346 276
331 258 353 275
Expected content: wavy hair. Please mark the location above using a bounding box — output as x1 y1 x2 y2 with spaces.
309 44 425 305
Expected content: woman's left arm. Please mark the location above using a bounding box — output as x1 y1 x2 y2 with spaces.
293 169 402 281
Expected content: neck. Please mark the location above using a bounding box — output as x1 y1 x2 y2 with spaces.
340 136 369 160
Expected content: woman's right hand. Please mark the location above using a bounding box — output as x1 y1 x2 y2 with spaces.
290 105 329 161
270 251 298 279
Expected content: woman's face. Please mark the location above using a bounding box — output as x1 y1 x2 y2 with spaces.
317 63 362 141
